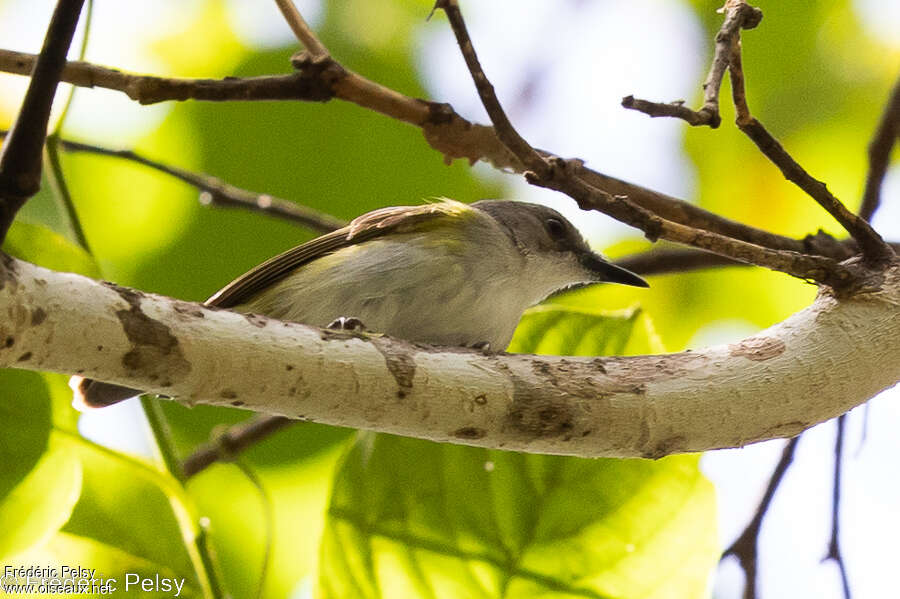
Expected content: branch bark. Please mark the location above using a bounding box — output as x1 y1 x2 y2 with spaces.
0 48 833 259
3 255 897 458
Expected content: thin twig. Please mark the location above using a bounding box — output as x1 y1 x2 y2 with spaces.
823 415 852 599
44 136 93 251
727 40 894 264
432 0 550 178
0 49 833 258
273 0 328 58
0 0 86 242
55 136 345 233
622 0 762 128
532 158 855 288
431 1 857 287
44 0 94 254
52 0 93 135
182 416 293 478
722 436 800 599
232 459 275 599
860 74 900 222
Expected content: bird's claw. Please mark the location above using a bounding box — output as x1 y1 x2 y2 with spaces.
327 316 366 333
469 341 493 355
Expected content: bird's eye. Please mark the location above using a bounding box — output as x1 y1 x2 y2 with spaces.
545 218 566 240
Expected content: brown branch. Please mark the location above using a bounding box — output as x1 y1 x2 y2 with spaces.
182 416 293 478
622 0 762 128
860 74 900 222
0 48 830 259
432 0 549 178
722 436 800 599
727 40 894 264
0 0 86 242
623 0 893 265
532 158 855 288
823 415 852 599
53 136 345 233
0 49 342 105
430 2 857 287
273 0 328 58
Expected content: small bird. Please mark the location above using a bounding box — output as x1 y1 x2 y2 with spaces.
73 199 647 409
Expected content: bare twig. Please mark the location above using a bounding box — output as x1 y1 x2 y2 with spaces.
722 436 800 599
533 158 855 288
431 0 550 178
0 49 341 105
823 415 852 599
622 0 762 128
727 41 894 264
273 0 328 58
0 0 86 242
431 2 857 287
0 49 833 258
624 0 894 265
182 416 293 478
860 74 900 222
55 137 345 232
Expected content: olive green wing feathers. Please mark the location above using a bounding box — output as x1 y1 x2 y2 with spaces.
205 201 469 309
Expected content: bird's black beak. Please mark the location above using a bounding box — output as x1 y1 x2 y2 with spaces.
580 253 649 288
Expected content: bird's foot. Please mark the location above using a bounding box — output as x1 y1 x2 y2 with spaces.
327 316 367 333
469 341 493 355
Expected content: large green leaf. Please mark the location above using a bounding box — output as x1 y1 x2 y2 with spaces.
0 370 52 505
2 220 99 277
8 532 200 599
318 307 717 598
509 306 657 357
319 436 716 599
61 441 196 586
0 440 82 560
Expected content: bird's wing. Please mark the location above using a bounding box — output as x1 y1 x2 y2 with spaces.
205 201 470 309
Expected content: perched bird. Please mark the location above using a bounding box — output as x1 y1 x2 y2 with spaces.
73 199 647 409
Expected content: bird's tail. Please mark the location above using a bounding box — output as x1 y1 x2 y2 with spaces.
70 376 141 410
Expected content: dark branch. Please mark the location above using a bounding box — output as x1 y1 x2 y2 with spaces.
823 415 852 599
182 415 293 478
531 158 855 288
860 74 900 222
432 0 549 178
622 0 761 128
55 137 344 233
735 118 893 264
722 6 893 264
0 0 86 242
432 2 857 287
722 436 800 599
0 49 834 259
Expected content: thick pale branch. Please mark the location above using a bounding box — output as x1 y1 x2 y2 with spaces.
2 256 898 458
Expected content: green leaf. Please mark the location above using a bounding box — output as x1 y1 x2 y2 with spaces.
8 531 200 599
319 436 717 599
62 441 196 584
509 306 644 356
2 220 99 277
319 307 717 599
0 440 82 560
0 369 52 504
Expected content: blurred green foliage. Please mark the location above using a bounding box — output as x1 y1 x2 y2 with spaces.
0 0 895 596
